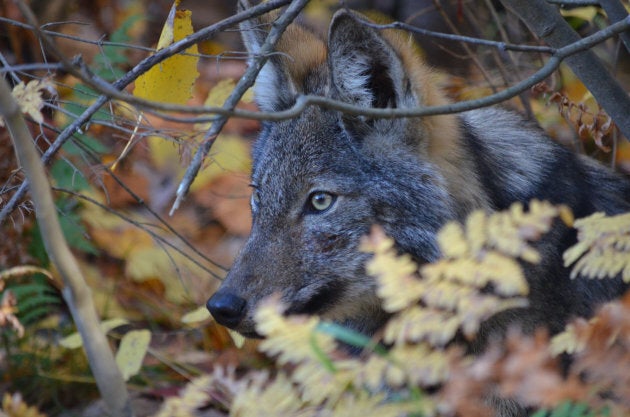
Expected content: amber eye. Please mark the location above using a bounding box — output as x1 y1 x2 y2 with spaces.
309 191 336 212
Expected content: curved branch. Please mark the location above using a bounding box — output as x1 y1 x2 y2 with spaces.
0 70 133 417
20 13 629 123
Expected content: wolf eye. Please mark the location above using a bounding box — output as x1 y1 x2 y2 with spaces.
308 191 336 212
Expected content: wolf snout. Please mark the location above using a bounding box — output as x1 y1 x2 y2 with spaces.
207 290 247 329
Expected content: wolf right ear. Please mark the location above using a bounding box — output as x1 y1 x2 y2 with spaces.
239 1 326 112
327 11 416 110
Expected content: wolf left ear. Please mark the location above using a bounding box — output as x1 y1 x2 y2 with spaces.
327 11 416 112
239 2 296 112
239 1 327 112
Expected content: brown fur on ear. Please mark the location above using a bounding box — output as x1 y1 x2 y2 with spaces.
276 25 327 89
242 2 327 92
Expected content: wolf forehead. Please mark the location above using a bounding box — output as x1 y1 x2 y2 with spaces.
251 109 364 184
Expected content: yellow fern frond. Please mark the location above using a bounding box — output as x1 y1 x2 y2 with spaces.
359 354 405 389
364 200 562 348
255 296 337 365
550 322 588 356
564 212 630 282
230 373 308 417
384 306 461 347
293 360 358 405
330 392 404 417
362 227 424 312
390 343 450 387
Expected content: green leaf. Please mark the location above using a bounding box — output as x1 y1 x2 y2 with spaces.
50 159 89 191
316 321 388 356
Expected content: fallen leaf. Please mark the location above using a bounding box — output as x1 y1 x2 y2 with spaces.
115 329 152 381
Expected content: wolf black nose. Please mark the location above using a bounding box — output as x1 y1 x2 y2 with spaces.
207 291 247 329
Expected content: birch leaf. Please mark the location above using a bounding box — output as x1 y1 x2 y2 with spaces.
59 318 129 349
133 1 199 104
115 329 151 381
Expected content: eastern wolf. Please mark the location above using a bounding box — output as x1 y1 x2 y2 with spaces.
207 5 630 345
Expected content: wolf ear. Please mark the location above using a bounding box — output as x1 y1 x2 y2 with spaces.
239 1 294 112
327 10 417 132
239 1 326 112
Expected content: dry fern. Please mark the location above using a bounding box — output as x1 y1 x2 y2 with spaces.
155 367 247 417
564 211 630 282
364 200 565 347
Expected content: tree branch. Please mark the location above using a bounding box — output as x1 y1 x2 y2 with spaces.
67 13 628 124
170 0 311 215
598 0 630 55
0 72 133 417
500 0 630 140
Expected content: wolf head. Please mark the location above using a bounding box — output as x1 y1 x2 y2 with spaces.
207 7 466 337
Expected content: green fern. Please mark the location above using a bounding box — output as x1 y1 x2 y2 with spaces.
7 273 61 326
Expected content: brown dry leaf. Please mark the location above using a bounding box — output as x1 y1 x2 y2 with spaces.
192 174 252 236
101 163 151 208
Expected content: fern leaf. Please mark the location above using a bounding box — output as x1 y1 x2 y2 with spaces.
564 212 630 282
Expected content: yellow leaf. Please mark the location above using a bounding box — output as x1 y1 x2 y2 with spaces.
133 3 199 104
1 78 55 127
204 79 237 107
181 306 211 323
147 133 251 191
156 0 182 49
201 79 253 111
59 318 129 349
115 329 151 381
560 6 598 21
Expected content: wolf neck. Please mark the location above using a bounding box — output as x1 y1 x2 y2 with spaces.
423 115 492 220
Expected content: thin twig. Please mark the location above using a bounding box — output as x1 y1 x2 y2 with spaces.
53 188 225 279
363 18 555 53
170 0 311 214
80 13 629 126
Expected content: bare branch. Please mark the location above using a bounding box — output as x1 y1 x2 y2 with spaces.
80 13 629 124
599 0 630 55
0 65 133 417
170 0 312 215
